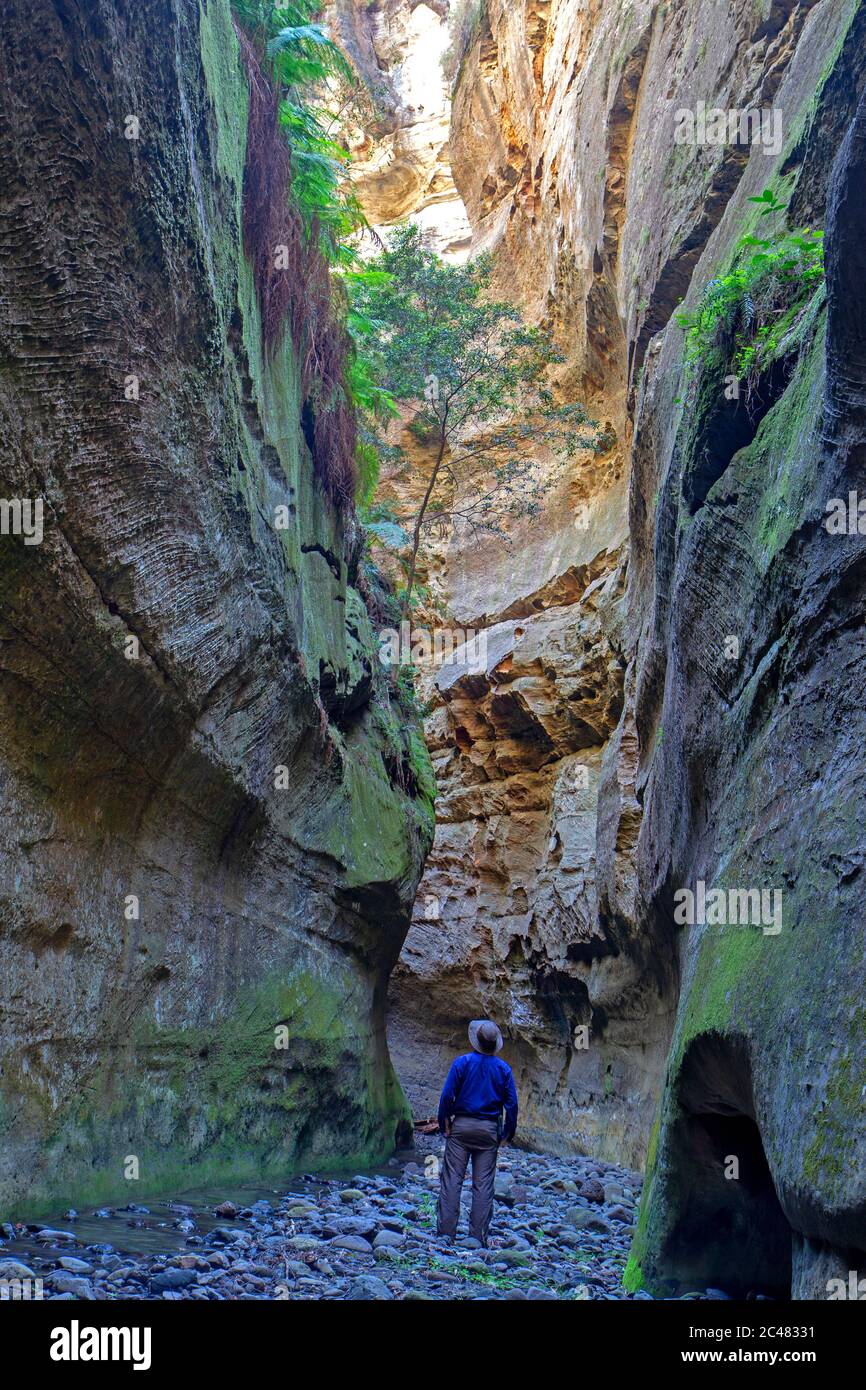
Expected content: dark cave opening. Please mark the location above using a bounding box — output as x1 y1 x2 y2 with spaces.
681 354 794 515
661 1034 792 1299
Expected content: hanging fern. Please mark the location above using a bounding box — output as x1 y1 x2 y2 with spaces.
231 1 400 504
267 20 355 87
231 1 366 259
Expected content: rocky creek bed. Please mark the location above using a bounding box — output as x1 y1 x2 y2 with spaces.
0 1135 727 1301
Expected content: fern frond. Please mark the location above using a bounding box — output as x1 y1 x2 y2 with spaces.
268 24 355 86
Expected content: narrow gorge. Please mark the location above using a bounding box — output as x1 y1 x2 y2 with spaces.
0 0 864 1327
336 0 866 1298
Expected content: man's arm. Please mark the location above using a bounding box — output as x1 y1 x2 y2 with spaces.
438 1057 464 1135
501 1065 518 1142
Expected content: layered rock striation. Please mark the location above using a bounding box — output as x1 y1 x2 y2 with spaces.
385 0 866 1279
620 1 866 1299
329 0 472 257
0 0 432 1217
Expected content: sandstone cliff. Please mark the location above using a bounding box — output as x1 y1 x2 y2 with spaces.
5 0 863 1302
0 0 432 1217
330 0 472 256
364 0 866 1299
618 1 866 1300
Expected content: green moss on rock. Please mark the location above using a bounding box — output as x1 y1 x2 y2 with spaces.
0 0 430 1222
2 966 409 1219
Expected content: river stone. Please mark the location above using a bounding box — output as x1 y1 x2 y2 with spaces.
0 1134 670 1300
607 1204 633 1224
330 1235 374 1254
328 1213 378 1232
49 1275 94 1298
579 1179 605 1204
491 1249 530 1267
495 1172 514 1199
373 1230 405 1248
374 1248 400 1264
564 1207 613 1236
346 1275 393 1300
0 1260 36 1280
150 1268 198 1292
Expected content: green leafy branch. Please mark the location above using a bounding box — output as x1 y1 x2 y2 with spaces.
232 1 367 260
676 187 825 388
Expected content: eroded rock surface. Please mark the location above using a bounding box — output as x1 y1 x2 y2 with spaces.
622 4 866 1298
387 0 866 1290
329 0 472 257
390 567 670 1164
0 0 432 1216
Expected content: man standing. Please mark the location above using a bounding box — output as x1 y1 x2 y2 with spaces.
435 1019 519 1247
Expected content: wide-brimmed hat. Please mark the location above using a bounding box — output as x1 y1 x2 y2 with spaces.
469 1019 503 1054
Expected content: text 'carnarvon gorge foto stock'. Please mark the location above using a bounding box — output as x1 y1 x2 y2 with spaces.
1 0 865 1370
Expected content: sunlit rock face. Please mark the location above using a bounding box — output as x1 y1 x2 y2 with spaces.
388 564 674 1164
329 0 472 258
383 0 865 1208
383 0 654 1165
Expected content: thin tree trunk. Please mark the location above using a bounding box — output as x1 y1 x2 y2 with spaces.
403 428 447 619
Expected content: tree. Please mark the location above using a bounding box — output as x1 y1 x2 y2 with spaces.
347 225 601 612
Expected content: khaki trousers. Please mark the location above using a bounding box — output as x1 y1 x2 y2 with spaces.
436 1114 499 1245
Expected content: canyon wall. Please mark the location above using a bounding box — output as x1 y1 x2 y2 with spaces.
9 0 860 1299
360 0 866 1277
331 0 472 256
619 1 866 1298
0 0 432 1217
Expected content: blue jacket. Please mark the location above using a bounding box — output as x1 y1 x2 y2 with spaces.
438 1052 519 1141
